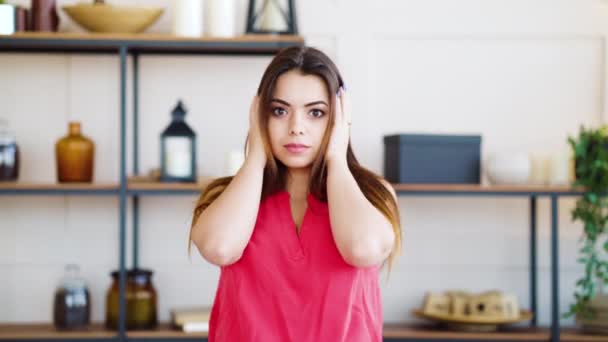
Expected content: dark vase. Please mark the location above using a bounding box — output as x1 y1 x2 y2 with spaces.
31 0 59 32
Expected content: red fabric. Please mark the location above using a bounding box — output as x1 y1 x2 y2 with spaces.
208 190 383 342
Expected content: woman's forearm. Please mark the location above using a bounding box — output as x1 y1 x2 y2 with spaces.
327 159 395 268
191 157 265 266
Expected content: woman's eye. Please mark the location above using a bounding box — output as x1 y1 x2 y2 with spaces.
272 107 287 116
310 109 325 118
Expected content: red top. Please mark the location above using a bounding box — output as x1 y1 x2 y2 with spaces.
207 190 383 342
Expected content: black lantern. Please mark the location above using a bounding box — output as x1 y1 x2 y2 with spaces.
160 100 197 183
246 0 297 35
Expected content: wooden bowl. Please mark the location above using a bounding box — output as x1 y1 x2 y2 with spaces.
413 309 534 332
62 3 164 33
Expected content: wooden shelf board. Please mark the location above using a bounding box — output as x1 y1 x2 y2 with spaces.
0 323 116 339
2 32 304 43
8 322 608 341
391 183 582 194
126 323 207 338
0 182 118 191
0 32 304 54
127 176 213 192
383 323 549 340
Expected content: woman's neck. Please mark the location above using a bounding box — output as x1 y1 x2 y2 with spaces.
286 167 310 201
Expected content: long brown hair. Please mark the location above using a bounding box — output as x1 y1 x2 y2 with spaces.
189 46 402 273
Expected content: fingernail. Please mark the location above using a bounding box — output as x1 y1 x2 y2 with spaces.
342 84 347 92
336 87 342 97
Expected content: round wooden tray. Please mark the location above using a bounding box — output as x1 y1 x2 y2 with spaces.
413 309 534 332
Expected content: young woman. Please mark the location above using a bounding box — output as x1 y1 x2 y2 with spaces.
189 46 402 342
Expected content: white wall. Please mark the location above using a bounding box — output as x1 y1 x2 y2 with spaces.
2 0 608 327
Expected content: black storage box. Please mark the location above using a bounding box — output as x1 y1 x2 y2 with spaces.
383 134 482 184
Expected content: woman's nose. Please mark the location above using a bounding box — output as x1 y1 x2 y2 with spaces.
288 113 304 135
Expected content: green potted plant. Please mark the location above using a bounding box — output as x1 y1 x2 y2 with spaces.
567 125 608 333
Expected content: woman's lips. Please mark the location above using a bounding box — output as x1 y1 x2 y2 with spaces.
284 144 310 154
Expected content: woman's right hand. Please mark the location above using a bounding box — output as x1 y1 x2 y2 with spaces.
245 96 267 168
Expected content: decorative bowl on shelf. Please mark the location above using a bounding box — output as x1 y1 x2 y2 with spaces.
485 152 530 185
413 309 534 332
62 1 164 33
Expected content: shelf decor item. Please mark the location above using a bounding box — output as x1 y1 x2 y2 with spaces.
246 0 297 35
383 133 482 184
105 268 158 330
205 0 236 38
0 118 19 182
55 121 95 183
53 264 91 330
415 290 533 332
485 152 530 185
62 0 163 34
172 0 203 37
160 100 197 183
31 0 59 32
0 2 15 35
566 125 608 333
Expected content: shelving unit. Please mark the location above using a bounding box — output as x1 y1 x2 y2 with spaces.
0 33 604 342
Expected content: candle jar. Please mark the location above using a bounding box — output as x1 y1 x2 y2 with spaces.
0 118 19 182
105 268 158 330
53 264 91 330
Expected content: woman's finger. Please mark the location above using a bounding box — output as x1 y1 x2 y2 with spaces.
334 91 343 125
341 88 351 125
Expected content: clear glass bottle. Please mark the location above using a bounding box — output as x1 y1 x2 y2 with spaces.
0 118 19 182
53 264 91 330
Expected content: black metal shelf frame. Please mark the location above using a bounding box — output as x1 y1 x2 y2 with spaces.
0 35 584 342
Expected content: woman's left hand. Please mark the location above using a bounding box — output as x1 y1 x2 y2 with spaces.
325 86 351 167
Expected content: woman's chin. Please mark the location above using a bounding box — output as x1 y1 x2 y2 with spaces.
276 155 314 169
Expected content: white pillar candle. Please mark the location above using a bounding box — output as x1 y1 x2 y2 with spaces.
259 0 288 31
548 152 573 186
165 137 193 177
172 0 203 37
0 5 15 35
529 154 550 185
205 0 236 37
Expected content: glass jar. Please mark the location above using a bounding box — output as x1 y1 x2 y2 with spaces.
53 264 91 330
105 268 158 330
0 118 19 182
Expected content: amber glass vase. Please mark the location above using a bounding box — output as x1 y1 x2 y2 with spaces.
55 122 94 183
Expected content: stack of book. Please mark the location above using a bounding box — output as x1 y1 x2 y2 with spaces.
170 306 212 333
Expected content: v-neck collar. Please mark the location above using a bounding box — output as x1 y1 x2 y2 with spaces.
276 190 328 216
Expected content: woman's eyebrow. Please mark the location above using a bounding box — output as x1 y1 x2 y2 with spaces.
271 98 328 107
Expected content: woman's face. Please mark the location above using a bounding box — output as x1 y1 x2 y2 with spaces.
267 70 330 169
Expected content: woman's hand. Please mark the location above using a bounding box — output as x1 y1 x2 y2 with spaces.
245 96 267 168
325 86 351 167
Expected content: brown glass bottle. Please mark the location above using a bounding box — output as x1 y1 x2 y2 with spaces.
55 122 94 183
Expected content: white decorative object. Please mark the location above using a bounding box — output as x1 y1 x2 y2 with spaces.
0 4 15 35
548 152 573 186
165 137 193 178
529 154 550 185
172 0 203 37
205 0 235 37
259 0 287 31
225 150 245 175
485 152 530 185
